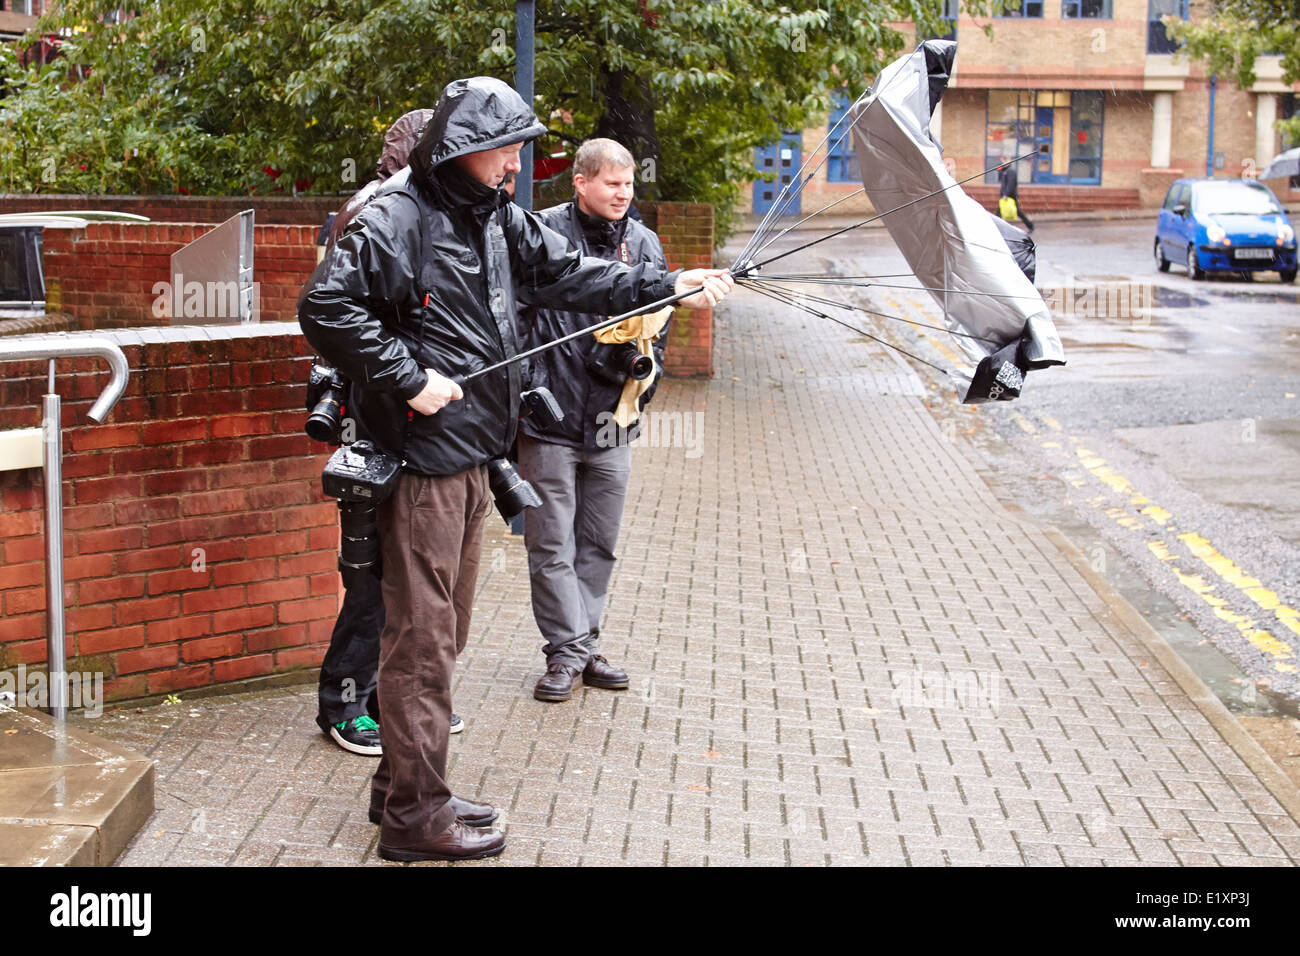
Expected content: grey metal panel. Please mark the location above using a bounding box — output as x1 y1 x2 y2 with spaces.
167 209 257 325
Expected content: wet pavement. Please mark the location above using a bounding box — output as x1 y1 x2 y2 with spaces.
76 249 1300 866
743 218 1300 712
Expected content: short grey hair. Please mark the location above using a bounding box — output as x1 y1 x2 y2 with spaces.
573 138 635 180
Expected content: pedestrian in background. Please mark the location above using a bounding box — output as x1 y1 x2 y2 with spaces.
998 159 1034 233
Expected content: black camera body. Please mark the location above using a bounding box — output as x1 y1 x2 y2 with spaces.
322 440 402 503
586 343 654 386
306 363 350 444
520 386 564 430
321 441 402 585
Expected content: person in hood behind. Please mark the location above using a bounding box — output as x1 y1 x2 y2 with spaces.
327 108 434 247
515 138 669 703
299 77 732 863
312 108 468 758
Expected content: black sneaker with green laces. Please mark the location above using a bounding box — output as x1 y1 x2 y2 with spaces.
329 715 382 756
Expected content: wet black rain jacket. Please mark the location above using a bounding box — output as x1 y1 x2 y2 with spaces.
298 77 677 476
520 200 670 450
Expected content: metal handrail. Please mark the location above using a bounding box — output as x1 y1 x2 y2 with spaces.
0 335 130 720
1 336 130 422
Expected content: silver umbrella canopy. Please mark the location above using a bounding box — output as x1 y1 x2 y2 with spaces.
1259 147 1300 182
848 40 1066 403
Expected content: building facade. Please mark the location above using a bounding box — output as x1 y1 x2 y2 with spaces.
749 0 1300 215
0 0 45 42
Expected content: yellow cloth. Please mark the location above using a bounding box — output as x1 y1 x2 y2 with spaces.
593 306 673 427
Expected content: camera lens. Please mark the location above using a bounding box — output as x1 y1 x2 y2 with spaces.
486 458 542 523
625 350 654 381
306 389 345 443
338 501 380 571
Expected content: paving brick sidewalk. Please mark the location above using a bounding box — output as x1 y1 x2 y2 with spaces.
79 292 1300 866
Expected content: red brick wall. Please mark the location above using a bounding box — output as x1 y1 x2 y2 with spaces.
26 197 716 373
0 327 336 702
41 222 319 328
650 203 715 377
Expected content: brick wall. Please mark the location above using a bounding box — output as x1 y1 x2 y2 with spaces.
0 324 336 703
41 222 319 329
649 203 715 377
26 196 717 376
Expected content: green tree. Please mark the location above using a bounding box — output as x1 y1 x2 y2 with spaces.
1 1 984 235
1166 0 1300 144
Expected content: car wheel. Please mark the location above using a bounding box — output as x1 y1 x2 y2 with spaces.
1281 268 1297 284
1186 245 1204 280
1154 238 1170 273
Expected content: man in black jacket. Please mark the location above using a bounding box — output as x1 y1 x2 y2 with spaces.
299 77 731 862
313 108 461 759
517 139 668 702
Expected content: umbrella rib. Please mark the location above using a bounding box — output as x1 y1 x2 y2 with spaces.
737 95 871 266
744 277 1000 345
752 275 1044 301
747 187 867 261
737 43 925 263
739 149 1039 276
741 279 954 376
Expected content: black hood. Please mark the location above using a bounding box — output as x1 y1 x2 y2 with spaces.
409 76 547 189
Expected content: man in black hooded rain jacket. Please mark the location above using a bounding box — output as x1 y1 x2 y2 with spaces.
299 76 731 862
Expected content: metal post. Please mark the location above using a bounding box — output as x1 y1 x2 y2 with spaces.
1207 74 1217 179
511 0 537 537
0 336 130 721
43 360 67 720
515 0 536 212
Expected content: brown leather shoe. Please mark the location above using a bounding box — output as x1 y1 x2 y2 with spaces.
369 795 498 828
448 794 498 827
534 662 582 702
582 654 629 690
378 820 505 862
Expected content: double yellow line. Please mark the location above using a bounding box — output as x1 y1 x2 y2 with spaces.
883 289 1297 678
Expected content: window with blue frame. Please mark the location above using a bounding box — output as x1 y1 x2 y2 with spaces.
1063 0 1112 17
1147 0 1188 53
985 90 1104 186
997 0 1043 17
826 91 857 183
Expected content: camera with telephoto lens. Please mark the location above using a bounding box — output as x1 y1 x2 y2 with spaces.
487 458 542 524
586 343 654 386
321 441 402 585
305 362 350 444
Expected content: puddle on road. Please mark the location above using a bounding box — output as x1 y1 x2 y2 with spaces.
1207 288 1300 305
1149 287 1212 309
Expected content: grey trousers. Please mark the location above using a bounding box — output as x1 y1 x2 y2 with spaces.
516 433 632 671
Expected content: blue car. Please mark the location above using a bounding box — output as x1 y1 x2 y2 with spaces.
1154 178 1297 283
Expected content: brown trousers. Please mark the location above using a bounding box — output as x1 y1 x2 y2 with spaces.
369 465 491 848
